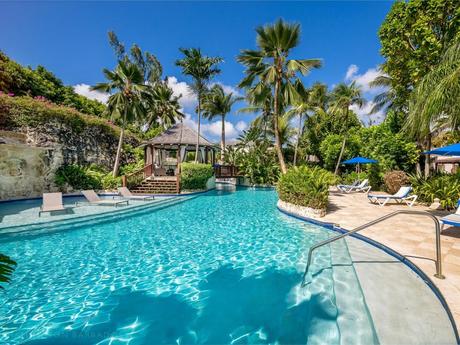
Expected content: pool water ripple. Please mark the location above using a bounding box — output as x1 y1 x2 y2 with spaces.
0 188 377 344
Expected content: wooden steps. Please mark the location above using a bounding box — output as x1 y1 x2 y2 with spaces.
130 179 178 194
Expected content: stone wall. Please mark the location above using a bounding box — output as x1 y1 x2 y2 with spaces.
0 143 62 200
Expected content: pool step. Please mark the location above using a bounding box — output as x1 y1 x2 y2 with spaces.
130 179 178 194
329 239 379 345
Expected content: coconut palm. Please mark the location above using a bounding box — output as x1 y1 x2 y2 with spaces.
0 253 16 290
238 19 322 173
329 82 366 175
202 84 242 161
146 82 184 130
92 59 147 177
175 48 222 162
369 72 398 114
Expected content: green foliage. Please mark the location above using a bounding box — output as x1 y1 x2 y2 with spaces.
277 166 337 209
359 124 419 172
378 0 460 107
0 253 16 290
180 163 214 190
383 170 409 194
319 133 361 171
0 95 137 142
410 173 460 210
234 141 281 185
0 52 106 116
55 164 122 191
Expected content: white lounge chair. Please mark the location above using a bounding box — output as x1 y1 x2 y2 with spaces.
440 200 460 231
117 187 154 201
337 179 371 193
39 192 69 217
81 190 129 207
368 186 417 207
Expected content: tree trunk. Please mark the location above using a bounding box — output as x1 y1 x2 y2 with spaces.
293 114 303 166
195 97 201 163
221 114 225 162
112 127 124 177
424 134 432 178
273 70 287 174
334 135 347 175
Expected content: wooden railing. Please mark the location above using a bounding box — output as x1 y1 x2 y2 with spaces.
122 163 153 188
214 165 241 178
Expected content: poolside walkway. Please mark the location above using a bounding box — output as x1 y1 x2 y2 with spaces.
323 189 460 333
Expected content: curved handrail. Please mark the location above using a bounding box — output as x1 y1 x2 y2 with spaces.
301 210 445 287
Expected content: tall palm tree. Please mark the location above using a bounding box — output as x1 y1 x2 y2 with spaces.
175 48 222 162
92 59 147 177
329 82 366 175
146 82 184 130
202 84 242 161
369 72 397 114
238 19 322 174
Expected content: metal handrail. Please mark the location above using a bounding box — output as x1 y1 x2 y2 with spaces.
301 210 445 287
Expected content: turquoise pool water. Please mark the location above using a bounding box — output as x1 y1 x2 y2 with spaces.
0 188 377 344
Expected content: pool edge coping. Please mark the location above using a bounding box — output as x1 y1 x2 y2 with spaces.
277 204 460 344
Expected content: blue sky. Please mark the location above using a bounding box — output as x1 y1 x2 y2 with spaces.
0 1 392 141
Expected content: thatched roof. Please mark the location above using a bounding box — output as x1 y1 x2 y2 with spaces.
145 123 215 147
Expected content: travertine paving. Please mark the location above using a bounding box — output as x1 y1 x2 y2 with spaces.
323 189 460 333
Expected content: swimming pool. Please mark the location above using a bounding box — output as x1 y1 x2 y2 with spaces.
0 188 383 344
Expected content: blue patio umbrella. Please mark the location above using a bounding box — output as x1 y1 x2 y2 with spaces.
424 142 460 156
342 156 378 179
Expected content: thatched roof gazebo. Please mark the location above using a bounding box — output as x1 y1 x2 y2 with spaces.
142 123 218 178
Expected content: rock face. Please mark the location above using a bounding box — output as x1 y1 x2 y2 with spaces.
0 143 63 200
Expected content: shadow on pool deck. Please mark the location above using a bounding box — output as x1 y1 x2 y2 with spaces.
23 265 338 345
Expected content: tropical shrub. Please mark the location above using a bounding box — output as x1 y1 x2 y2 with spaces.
383 170 409 194
341 171 368 185
55 164 122 191
180 163 214 190
277 166 337 209
236 142 280 185
0 254 16 290
410 174 460 210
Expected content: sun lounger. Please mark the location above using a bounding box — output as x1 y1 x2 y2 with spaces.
117 187 154 201
39 192 69 217
337 179 371 193
81 190 129 207
440 200 460 230
368 186 417 207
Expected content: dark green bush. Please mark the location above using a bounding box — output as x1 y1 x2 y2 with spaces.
55 164 122 191
180 163 214 190
277 166 337 209
410 173 460 210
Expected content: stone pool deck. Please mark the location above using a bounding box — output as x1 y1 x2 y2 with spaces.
323 189 460 333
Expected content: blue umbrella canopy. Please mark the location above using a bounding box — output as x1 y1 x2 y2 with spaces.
425 142 460 156
342 156 378 164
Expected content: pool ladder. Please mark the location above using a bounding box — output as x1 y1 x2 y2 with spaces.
301 210 445 287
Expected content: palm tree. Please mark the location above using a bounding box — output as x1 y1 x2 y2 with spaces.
175 48 222 162
0 253 16 290
369 72 398 114
238 19 322 174
329 82 366 175
146 82 184 130
92 59 147 177
202 84 242 161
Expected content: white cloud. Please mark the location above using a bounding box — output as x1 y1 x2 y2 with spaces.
183 113 247 141
350 101 385 126
345 64 359 81
344 65 385 94
166 76 197 109
73 84 109 103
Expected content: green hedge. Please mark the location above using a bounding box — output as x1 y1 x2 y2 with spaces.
180 163 214 191
277 166 337 209
410 173 460 210
0 95 137 141
55 164 121 191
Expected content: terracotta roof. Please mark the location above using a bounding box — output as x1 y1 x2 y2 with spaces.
145 123 215 147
